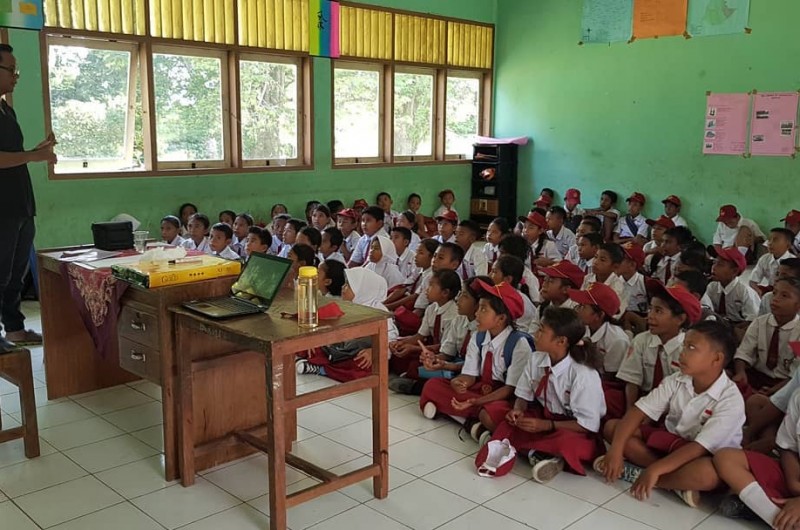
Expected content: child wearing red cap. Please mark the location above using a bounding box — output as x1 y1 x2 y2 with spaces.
705 247 760 327
599 320 743 508
418 279 533 444
749 228 796 296
615 282 702 414
662 195 688 228
643 215 675 256
620 243 648 316
582 242 629 317
712 204 765 256
783 209 800 254
533 187 555 210
434 210 458 244
584 190 620 243
519 210 561 268
434 189 457 219
538 261 587 317
564 188 585 233
614 192 649 245
335 208 361 262
569 283 629 376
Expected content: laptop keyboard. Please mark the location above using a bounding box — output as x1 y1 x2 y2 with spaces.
214 298 259 312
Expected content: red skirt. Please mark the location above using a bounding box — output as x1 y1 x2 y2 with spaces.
390 352 421 377
306 347 370 383
395 306 422 336
602 379 626 420
745 450 790 500
419 378 505 419
736 369 784 401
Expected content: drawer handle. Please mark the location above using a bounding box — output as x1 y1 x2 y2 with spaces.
130 350 146 362
130 320 147 332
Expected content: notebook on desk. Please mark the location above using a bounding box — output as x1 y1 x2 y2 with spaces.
182 252 292 319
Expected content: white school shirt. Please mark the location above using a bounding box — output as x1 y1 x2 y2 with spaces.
582 272 628 316
643 240 659 253
166 235 186 247
461 326 532 385
434 234 457 244
320 251 346 265
750 250 794 287
433 205 458 219
734 314 800 380
515 352 605 433
617 331 686 392
704 277 761 323
277 243 292 259
343 231 361 253
591 322 631 374
636 371 744 453
181 237 211 254
350 231 388 265
213 246 241 261
408 232 421 252
547 227 576 259
646 253 680 284
439 316 478 359
668 214 688 228
521 268 541 303
418 300 460 341
269 235 282 255
712 217 765 247
771 368 800 413
383 210 400 232
794 232 800 255
516 289 540 335
776 390 800 453
396 248 417 283
615 214 649 239
530 238 562 262
625 272 648 315
482 242 499 268
459 245 489 280
596 208 620 227
565 205 585 220
413 268 434 310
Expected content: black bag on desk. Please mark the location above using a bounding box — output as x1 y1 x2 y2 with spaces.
92 221 134 251
322 338 372 364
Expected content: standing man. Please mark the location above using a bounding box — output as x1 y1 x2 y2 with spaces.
0 43 57 352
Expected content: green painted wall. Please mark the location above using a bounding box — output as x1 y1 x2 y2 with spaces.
494 0 799 243
8 0 494 248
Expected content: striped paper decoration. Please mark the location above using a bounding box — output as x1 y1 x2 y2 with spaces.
308 0 338 57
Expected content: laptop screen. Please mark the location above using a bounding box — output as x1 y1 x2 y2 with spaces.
230 253 292 307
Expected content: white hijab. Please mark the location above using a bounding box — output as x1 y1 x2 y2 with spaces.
344 267 399 344
365 236 405 288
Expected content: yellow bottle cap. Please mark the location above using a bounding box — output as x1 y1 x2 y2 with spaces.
298 266 318 279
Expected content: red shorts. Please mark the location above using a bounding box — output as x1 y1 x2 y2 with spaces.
736 369 785 401
745 450 790 500
602 379 626 420
639 425 688 454
419 378 507 421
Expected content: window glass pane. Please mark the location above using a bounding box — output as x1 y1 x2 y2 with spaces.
240 60 298 161
334 67 380 159
48 44 143 173
153 53 223 161
393 72 433 157
445 76 480 157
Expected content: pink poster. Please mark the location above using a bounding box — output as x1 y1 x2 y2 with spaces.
703 93 750 155
749 92 799 157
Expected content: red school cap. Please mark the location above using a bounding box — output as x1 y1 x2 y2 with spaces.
646 215 676 230
517 211 548 230
538 260 586 289
622 243 646 269
626 192 646 205
352 199 369 209
567 282 621 318
781 209 800 225
336 208 359 221
645 279 702 325
716 204 739 222
662 195 682 207
565 188 581 203
533 195 553 208
435 210 459 224
472 279 525 321
438 189 455 198
712 246 747 275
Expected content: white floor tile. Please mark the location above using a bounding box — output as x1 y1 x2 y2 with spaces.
324 418 412 454
693 513 766 529
49 502 164 530
95 455 177 499
307 504 410 530
425 457 528 504
102 401 163 432
546 470 628 506
1 412 20 429
296 376 338 394
249 483 358 530
0 501 41 530
1 385 64 414
436 506 533 530
40 416 124 451
331 389 410 416
11 400 94 429
485 481 596 530
388 437 464 477
131 477 240 529
387 403 448 435
131 425 165 452
328 456 416 503
0 452 87 498
603 488 714 530
0 436 56 469
419 423 479 455
291 435 364 470
64 434 159 473
366 479 476 530
297 402 365 434
565 508 656 530
128 380 163 401
179 504 269 530
204 454 307 502
0 490 6 502
73 385 154 415
14 476 124 528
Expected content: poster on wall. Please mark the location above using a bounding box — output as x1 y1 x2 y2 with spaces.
687 0 751 37
309 0 340 58
0 0 43 30
702 93 750 155
632 0 688 40
749 92 799 157
580 0 633 44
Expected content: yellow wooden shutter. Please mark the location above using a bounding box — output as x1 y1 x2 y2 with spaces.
148 0 235 44
238 0 309 51
447 21 493 69
339 5 392 61
394 14 445 65
44 0 146 35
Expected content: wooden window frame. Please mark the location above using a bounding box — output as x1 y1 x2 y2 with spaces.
392 66 436 163
331 60 387 165
444 69 491 161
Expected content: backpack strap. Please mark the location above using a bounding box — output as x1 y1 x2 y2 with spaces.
502 330 535 369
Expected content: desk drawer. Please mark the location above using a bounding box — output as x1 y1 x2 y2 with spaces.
119 336 162 384
119 304 159 349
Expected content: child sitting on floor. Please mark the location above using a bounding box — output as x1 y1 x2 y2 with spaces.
384 239 438 312
335 208 361 262
218 210 236 226
566 217 601 269
181 213 211 253
759 258 800 316
348 206 386 267
545 206 577 262
311 204 335 231
365 236 405 289
296 226 322 255
434 189 457 218
394 210 422 251
178 202 198 237
244 226 272 258
490 255 539 335
232 213 254 257
269 213 290 255
564 188 584 233
278 218 306 258
643 215 675 255
614 192 648 246
750 228 796 297
584 190 620 243
318 259 346 298
498 235 540 303
209 223 240 260
483 217 510 269
582 242 629 316
519 210 561 267
435 210 458 244
646 226 693 285
390 227 416 283
456 219 488 279
569 282 629 379
705 247 760 328
161 215 185 246
538 261 587 316
377 192 399 232
319 227 346 264
573 231 602 275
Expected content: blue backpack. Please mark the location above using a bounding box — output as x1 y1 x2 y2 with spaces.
475 329 536 377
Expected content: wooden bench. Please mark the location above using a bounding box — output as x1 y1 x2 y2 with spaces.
0 348 40 458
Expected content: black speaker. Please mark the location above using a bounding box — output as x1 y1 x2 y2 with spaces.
91 221 134 251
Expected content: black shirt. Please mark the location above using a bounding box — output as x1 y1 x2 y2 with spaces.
0 100 36 218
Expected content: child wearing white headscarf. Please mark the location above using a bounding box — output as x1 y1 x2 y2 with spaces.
365 236 406 289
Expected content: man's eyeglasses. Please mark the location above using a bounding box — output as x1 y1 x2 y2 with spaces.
0 66 19 77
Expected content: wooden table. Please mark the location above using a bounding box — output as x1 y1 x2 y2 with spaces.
170 295 390 530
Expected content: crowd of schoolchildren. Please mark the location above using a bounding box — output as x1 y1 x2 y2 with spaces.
161 187 800 527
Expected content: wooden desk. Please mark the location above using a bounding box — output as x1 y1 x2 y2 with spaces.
170 296 390 530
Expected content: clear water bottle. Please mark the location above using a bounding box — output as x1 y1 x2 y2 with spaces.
297 266 319 328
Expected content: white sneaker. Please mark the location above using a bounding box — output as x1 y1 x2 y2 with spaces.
422 402 437 419
674 489 700 508
478 430 492 449
531 457 564 484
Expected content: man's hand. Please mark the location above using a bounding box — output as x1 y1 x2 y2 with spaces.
34 132 56 151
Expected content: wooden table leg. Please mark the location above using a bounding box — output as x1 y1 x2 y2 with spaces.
267 348 288 530
283 355 297 446
17 350 40 458
371 320 389 499
175 316 196 486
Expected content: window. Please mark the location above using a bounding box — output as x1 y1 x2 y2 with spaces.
333 64 383 161
152 49 227 167
445 73 481 159
239 56 300 166
393 70 434 160
47 39 142 173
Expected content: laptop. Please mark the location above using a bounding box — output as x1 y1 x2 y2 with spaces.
182 252 293 319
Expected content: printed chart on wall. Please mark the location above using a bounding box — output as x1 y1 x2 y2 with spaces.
687 0 751 37
703 93 750 155
0 0 42 30
580 0 633 44
632 0 688 40
749 92 799 157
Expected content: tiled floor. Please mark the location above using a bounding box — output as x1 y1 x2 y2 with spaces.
0 301 768 529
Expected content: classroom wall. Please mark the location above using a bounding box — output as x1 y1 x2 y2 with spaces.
9 0 495 248
494 0 799 243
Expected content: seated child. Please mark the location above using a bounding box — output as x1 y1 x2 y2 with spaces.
232 213 254 257
209 223 240 260
365 236 405 289
538 261 587 316
750 228 795 296
675 241 712 277
270 203 288 218
311 204 335 231
435 210 458 244
296 226 321 255
406 193 422 215
614 192 648 245
269 213 290 255
564 188 584 233
568 221 602 273
456 219 488 279
705 247 760 327
278 218 307 258
178 202 198 237
351 198 368 217
490 255 540 335
418 280 532 443
644 215 675 255
545 206 577 261
390 227 417 283
733 277 800 399
160 215 185 246
348 206 386 267
335 208 361 261
621 243 647 316
584 190 620 243
394 210 422 251
483 217 510 268
759 258 800 316
599 320 743 508
326 200 344 221
318 259 346 298
646 226 693 284
713 204 766 258
384 238 437 314
319 227 346 264
244 226 272 257
475 306 606 482
218 209 236 226
614 282 701 414
662 195 688 228
296 268 398 380
582 242 629 316
498 235 541 303
569 282 629 378
181 213 211 253
673 270 716 321
286 244 319 288
534 187 555 209
519 210 561 267
304 200 321 225
783 209 800 254
434 188 457 219
377 192 399 232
